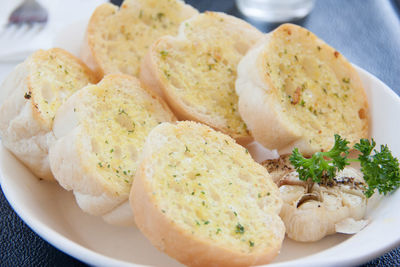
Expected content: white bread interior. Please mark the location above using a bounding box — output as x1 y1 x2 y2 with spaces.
0 48 98 180
236 24 369 156
140 12 263 144
130 121 285 266
49 74 176 225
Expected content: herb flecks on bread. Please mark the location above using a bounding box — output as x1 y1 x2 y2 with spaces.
131 121 285 266
49 74 176 224
0 48 97 180
82 0 198 78
236 23 369 155
30 49 98 127
142 12 263 143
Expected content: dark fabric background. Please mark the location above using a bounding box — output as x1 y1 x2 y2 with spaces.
1 0 400 266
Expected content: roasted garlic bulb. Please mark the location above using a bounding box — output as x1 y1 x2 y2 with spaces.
263 156 368 242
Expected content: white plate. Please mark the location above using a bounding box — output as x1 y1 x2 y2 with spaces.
1 22 400 267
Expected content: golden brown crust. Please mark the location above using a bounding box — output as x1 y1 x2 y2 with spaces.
83 3 117 79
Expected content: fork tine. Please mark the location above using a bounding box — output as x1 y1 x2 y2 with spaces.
1 24 19 39
11 24 32 39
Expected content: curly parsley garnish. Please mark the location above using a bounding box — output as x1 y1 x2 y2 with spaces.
289 134 400 198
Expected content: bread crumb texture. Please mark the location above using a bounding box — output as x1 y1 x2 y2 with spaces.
153 12 262 139
133 121 285 266
261 24 368 151
74 75 175 197
87 0 198 77
29 48 98 128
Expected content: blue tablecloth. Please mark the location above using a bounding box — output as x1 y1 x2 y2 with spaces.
1 0 400 266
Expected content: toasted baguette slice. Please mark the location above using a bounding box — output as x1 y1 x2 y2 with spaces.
49 74 176 225
81 0 198 78
0 48 98 180
236 23 369 155
141 12 263 144
130 121 285 266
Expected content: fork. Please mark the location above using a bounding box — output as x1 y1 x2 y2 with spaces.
0 0 48 62
7 0 48 25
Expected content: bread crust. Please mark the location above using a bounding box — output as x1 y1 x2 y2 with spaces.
236 24 369 155
49 74 176 224
131 121 285 266
0 48 97 180
81 3 117 79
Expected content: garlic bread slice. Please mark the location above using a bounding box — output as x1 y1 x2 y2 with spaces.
130 121 285 266
81 0 198 78
0 48 98 180
236 23 369 155
49 74 176 225
141 12 263 144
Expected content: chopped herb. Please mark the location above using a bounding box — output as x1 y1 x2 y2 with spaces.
118 108 128 115
163 69 171 78
160 50 168 58
157 12 165 20
216 228 222 234
98 162 103 168
204 220 210 225
235 223 245 234
249 240 255 247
